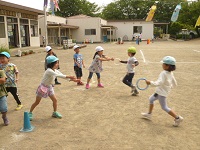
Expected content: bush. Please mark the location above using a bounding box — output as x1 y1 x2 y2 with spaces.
0 45 10 54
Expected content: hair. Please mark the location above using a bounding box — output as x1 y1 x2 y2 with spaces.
93 52 98 59
47 61 57 69
130 53 136 56
165 64 176 72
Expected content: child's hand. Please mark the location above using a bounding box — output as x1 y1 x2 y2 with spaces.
71 78 80 83
145 80 151 85
110 57 114 61
15 79 18 83
83 65 85 68
132 64 135 67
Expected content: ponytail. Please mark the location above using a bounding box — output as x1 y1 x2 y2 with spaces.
93 52 98 59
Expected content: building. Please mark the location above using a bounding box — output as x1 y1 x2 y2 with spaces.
0 1 44 48
66 15 117 43
107 20 154 41
38 14 79 46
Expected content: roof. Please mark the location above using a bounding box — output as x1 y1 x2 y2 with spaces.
0 0 44 15
47 23 79 29
107 19 147 22
67 14 100 19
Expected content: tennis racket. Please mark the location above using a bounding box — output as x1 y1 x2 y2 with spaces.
136 78 149 90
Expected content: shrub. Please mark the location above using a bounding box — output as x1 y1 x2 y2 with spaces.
0 45 10 54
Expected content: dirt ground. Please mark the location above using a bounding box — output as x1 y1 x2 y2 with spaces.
0 39 200 150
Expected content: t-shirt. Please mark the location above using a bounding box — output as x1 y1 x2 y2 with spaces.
41 68 66 86
0 63 18 87
150 70 177 97
126 57 138 73
73 53 83 68
0 70 7 97
88 55 103 73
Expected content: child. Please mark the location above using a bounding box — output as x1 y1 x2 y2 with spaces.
120 47 139 96
29 56 79 120
0 52 23 111
86 46 114 89
142 56 183 127
0 70 9 126
73 45 85 86
45 46 61 85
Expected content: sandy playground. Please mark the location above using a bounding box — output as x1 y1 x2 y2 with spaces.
0 39 200 150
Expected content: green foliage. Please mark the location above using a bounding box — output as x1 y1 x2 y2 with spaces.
55 0 100 17
0 45 10 54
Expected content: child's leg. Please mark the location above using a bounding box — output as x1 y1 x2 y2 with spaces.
30 96 42 112
49 94 57 112
148 93 158 113
87 72 93 84
158 96 178 119
1 112 9 126
96 73 101 84
122 73 134 87
6 87 22 105
49 94 62 118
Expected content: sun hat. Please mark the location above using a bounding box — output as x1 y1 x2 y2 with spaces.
161 56 176 65
45 46 52 52
95 46 104 52
46 56 59 64
73 45 80 50
0 52 10 58
128 47 136 53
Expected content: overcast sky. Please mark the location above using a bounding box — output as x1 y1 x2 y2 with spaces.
2 0 114 10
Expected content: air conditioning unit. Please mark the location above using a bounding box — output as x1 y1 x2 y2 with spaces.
16 13 21 18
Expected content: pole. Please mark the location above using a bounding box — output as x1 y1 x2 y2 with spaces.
44 6 48 46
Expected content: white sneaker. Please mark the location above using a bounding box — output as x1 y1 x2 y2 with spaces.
141 113 151 120
173 116 183 127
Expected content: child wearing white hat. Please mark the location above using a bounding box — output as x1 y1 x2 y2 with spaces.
142 56 183 127
86 46 114 89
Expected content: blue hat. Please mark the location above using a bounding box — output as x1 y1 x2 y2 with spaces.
46 56 59 64
0 52 10 58
161 56 176 65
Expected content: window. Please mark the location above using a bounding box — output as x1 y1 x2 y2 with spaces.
0 16 5 38
30 20 38 37
133 26 142 33
107 30 113 35
85 29 96 35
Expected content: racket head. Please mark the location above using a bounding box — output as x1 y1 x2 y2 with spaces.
114 58 121 65
136 78 149 90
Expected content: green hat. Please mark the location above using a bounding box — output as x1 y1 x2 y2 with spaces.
46 56 59 64
128 47 136 53
161 56 176 65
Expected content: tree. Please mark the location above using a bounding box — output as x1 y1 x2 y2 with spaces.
55 0 100 17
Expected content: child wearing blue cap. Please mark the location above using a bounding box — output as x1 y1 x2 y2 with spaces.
0 52 23 111
0 70 9 125
28 56 79 120
142 56 183 127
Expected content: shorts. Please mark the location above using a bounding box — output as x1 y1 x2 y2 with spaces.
36 84 54 98
0 96 7 112
74 66 83 78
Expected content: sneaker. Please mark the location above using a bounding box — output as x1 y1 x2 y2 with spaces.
52 112 62 119
15 104 23 111
29 112 33 121
131 86 136 93
132 89 139 96
86 84 90 89
97 83 104 88
173 116 183 127
141 113 151 120
2 116 9 126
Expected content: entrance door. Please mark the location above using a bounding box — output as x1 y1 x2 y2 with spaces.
20 25 30 47
7 24 19 48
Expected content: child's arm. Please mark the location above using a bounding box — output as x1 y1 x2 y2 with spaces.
132 61 139 67
0 77 6 84
98 55 114 61
120 60 128 64
146 72 164 86
14 66 19 83
82 60 85 68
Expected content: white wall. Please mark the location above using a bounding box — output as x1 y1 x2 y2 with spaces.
0 38 8 47
67 17 103 43
107 21 154 40
30 37 40 47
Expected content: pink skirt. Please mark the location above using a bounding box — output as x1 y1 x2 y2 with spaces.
36 84 54 98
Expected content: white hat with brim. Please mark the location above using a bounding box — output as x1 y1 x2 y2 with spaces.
95 46 104 52
73 45 80 50
45 46 52 52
